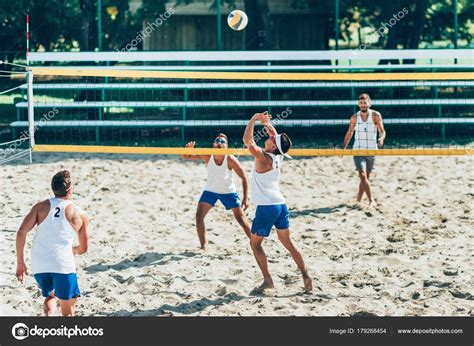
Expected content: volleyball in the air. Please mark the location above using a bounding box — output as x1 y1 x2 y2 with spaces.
227 10 248 31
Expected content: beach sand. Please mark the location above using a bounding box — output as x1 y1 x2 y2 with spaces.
1 153 472 316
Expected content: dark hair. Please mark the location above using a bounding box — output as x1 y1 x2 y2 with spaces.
51 170 72 197
358 93 371 101
280 133 292 154
215 133 228 141
274 133 292 155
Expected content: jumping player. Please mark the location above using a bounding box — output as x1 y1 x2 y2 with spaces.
243 112 312 293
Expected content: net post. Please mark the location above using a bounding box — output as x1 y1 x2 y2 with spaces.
182 62 190 145
96 62 109 144
335 0 340 50
13 106 20 140
216 0 222 50
267 62 272 115
26 13 29 66
453 0 458 50
182 96 187 145
434 86 445 140
27 70 35 163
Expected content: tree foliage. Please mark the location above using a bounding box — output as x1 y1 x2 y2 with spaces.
0 0 471 56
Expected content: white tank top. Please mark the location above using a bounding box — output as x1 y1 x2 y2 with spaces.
31 198 77 274
203 155 237 194
251 153 285 206
353 110 378 150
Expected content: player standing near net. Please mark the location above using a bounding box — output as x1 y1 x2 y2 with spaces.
15 170 89 316
342 94 386 206
182 133 252 250
243 112 312 293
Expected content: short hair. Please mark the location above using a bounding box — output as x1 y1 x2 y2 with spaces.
274 133 292 155
51 170 72 197
215 133 228 141
358 93 371 101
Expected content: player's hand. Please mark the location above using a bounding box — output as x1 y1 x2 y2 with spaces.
241 198 250 211
185 141 196 148
378 139 384 147
253 111 271 124
16 261 28 283
338 146 345 159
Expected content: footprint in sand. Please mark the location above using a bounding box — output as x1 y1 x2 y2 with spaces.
215 286 227 296
423 280 451 288
220 279 238 285
449 291 473 300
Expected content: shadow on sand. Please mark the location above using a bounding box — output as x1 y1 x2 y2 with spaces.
84 251 200 274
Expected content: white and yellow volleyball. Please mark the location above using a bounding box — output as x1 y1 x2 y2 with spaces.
227 10 248 31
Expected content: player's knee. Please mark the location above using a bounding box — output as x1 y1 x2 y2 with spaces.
196 210 205 221
234 212 245 224
250 238 261 250
277 231 290 243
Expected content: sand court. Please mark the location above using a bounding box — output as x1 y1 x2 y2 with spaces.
1 154 472 316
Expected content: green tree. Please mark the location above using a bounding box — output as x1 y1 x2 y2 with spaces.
102 0 140 50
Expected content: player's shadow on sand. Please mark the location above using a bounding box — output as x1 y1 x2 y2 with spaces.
109 293 246 316
291 204 346 217
84 251 200 273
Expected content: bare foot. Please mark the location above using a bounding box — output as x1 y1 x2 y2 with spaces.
254 280 275 293
368 200 377 208
303 276 313 293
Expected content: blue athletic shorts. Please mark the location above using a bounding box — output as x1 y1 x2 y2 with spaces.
199 190 241 210
251 204 290 237
34 273 80 300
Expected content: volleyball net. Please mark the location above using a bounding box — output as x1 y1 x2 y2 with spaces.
11 68 474 156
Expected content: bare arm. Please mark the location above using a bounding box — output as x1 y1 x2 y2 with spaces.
64 205 89 255
16 205 39 282
243 114 258 146
342 115 357 150
244 130 267 164
181 141 210 162
243 112 272 164
73 213 89 255
373 112 386 146
228 156 249 210
263 122 278 137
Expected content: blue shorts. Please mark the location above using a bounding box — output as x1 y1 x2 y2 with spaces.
251 204 290 237
34 273 80 300
199 191 241 210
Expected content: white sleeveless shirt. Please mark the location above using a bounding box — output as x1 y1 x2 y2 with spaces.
31 198 77 274
353 110 378 150
203 155 237 194
251 153 285 206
